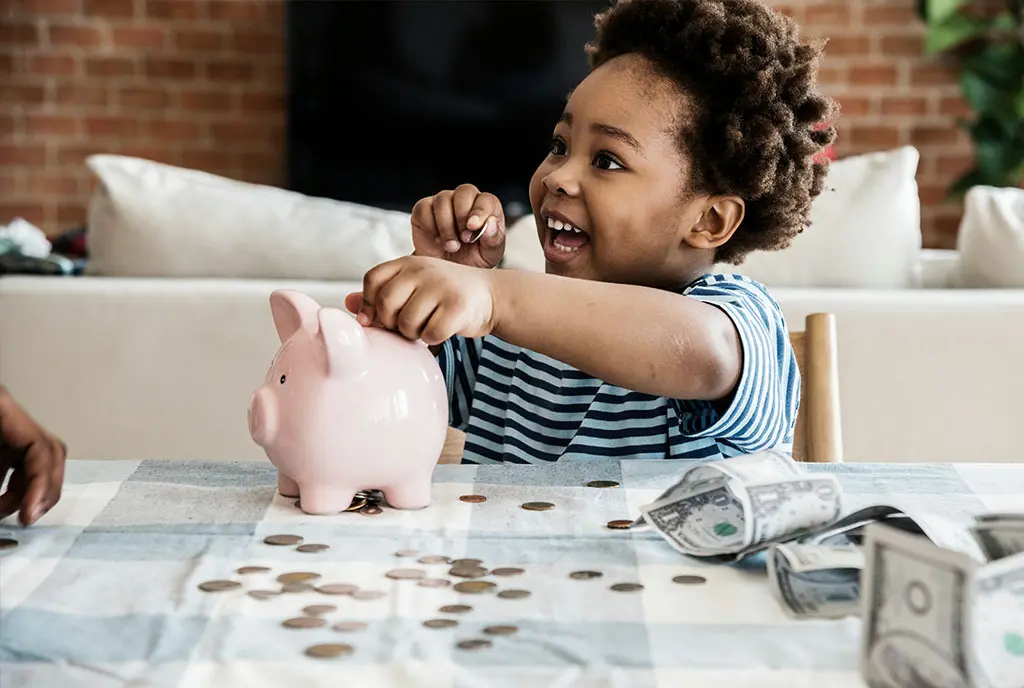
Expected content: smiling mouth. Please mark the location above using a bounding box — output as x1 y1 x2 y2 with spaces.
544 215 591 257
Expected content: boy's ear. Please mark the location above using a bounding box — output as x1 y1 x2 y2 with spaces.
683 195 745 250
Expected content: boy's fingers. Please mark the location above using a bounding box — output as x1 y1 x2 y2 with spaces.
344 292 364 316
0 469 24 520
476 217 506 267
19 470 48 528
430 192 461 253
395 290 439 342
451 185 480 230
373 274 417 332
360 259 405 326
410 197 444 258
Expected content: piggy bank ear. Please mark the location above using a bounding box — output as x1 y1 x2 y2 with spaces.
317 307 370 378
270 290 321 343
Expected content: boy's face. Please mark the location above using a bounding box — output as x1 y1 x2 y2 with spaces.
528 54 735 287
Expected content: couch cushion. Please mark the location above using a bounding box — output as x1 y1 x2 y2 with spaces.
956 185 1024 288
85 155 414 280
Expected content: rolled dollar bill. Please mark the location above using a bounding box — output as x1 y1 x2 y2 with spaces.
972 514 1024 561
767 542 864 619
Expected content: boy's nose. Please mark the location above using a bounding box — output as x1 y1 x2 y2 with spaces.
543 166 580 197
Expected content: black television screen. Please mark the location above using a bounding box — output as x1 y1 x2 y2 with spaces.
286 0 609 218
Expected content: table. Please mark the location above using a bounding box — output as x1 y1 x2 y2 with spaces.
1 458 1021 688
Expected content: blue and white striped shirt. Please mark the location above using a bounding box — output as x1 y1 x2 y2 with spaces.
436 273 799 464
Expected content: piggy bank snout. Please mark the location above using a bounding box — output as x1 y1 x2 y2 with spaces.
248 388 277 446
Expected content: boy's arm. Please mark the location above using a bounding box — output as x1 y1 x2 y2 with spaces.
489 270 743 402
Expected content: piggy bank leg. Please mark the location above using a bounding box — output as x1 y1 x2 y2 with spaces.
277 472 300 498
382 476 433 510
299 485 357 515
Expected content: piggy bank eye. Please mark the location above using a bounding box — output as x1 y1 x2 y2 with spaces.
279 374 286 385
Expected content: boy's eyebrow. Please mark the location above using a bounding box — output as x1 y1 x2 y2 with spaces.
558 111 643 154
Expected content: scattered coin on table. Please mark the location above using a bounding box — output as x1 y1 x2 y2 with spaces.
385 568 425 580
305 643 354 659
484 625 518 636
449 566 488 579
497 589 531 600
418 555 450 565
423 618 458 629
491 567 524 577
439 604 473 614
521 501 555 511
361 506 383 516
247 590 280 600
316 583 358 595
283 616 327 629
278 572 320 584
450 558 482 567
456 639 492 651
586 480 620 488
459 495 487 503
351 590 387 601
198 580 241 592
606 520 634 530
296 543 330 553
453 581 496 594
610 583 644 593
237 566 271 575
264 534 303 546
394 549 418 558
418 578 452 588
672 575 707 585
0 538 18 550
345 498 368 512
303 604 337 616
569 570 603 580
333 621 368 632
281 582 314 593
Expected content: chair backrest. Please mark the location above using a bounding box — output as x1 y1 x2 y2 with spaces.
789 313 843 463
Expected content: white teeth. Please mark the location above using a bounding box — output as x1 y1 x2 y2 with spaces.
546 216 581 233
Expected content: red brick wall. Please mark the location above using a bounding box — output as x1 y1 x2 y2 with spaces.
1 0 974 248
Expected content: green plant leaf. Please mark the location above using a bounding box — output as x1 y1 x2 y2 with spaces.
926 13 991 54
948 168 987 198
922 0 966 23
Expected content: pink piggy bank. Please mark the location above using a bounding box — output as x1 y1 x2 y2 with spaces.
247 289 449 514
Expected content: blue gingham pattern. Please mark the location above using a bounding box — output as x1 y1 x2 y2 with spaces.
0 459 1019 688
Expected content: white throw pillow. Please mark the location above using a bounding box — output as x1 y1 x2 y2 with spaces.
85 155 414 280
715 146 923 288
956 185 1024 288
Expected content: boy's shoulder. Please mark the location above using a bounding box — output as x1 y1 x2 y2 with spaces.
681 271 777 303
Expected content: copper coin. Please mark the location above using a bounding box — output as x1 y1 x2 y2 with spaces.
305 643 354 658
316 583 358 595
360 506 383 516
459 495 487 503
237 566 271 575
394 549 419 557
0 538 18 550
198 580 241 592
439 604 473 614
418 555 451 565
418 578 452 588
264 534 303 546
451 558 482 567
606 520 634 530
586 480 620 489
497 589 531 600
283 616 327 629
569 570 603 580
277 572 321 584
672 575 707 585
333 621 368 632
351 590 386 601
449 566 489 579
247 590 280 600
610 582 644 593
491 567 524 577
385 568 425 580
296 544 330 553
453 581 496 594
456 639 492 651
345 498 368 512
281 582 314 593
521 501 554 511
423 618 458 629
483 625 518 636
303 604 337 616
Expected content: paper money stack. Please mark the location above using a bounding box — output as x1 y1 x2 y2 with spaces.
637 450 844 562
861 523 1024 688
972 514 1024 562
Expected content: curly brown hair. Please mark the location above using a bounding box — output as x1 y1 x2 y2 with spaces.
586 0 838 264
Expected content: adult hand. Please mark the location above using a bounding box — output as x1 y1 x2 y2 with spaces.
0 386 66 527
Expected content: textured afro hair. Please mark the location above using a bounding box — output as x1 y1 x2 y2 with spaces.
586 0 838 264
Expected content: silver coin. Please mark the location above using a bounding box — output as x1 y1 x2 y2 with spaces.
569 570 603 580
672 574 707 585
456 638 492 651
351 590 387 601
263 534 303 546
418 555 451 565
385 568 425 581
491 567 524 577
586 480 620 488
418 578 452 588
316 583 359 595
423 618 458 629
610 582 644 593
496 589 531 600
333 621 368 632
247 589 280 600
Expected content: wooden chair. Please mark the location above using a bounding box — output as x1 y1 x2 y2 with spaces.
438 312 843 464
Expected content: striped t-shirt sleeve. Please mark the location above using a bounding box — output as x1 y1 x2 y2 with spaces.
434 335 484 431
673 275 800 453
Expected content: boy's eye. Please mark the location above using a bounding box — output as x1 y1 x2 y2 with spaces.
549 137 567 156
594 152 623 171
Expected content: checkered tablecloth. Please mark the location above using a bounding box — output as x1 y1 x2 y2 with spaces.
1 458 1021 688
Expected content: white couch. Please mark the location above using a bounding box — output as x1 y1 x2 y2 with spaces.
2 150 1023 464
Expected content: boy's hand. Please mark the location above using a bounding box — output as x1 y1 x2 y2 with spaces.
0 386 66 527
345 257 497 346
411 184 506 269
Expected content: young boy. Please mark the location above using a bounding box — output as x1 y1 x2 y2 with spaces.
344 0 837 465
